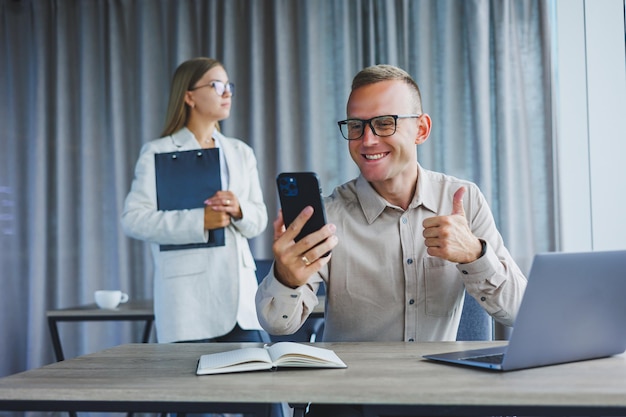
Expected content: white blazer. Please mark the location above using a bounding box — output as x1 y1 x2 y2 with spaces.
121 128 268 343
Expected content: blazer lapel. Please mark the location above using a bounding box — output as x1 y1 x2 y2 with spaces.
170 128 201 151
217 135 240 193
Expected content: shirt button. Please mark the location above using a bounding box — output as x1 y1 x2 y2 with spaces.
461 270 468 275
409 299 415 305
290 294 297 298
480 297 486 302
407 258 413 265
402 218 408 224
282 315 288 319
408 338 415 342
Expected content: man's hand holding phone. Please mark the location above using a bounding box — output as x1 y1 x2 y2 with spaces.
272 207 338 289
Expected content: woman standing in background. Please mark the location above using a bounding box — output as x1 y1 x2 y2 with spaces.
121 57 269 344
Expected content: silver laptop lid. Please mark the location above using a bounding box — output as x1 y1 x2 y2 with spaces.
502 250 626 370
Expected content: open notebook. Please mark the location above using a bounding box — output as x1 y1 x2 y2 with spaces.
423 250 626 371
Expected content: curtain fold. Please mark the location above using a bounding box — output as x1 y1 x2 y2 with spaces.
0 0 553 384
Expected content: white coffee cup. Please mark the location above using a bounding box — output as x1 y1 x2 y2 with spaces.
94 290 129 309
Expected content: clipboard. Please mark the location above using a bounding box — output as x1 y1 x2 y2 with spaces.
154 148 225 251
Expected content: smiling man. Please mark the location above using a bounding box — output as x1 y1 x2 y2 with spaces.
256 63 526 347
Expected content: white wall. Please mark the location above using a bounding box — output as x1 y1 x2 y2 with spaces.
553 0 626 252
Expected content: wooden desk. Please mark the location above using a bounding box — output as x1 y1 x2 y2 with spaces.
1 341 625 416
46 299 154 361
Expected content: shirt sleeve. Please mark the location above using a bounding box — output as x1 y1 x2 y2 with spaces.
255 264 321 335
457 184 527 327
120 142 207 245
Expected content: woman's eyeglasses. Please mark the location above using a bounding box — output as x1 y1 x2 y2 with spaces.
189 81 235 97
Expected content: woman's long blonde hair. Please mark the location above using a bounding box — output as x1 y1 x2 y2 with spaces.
161 57 223 137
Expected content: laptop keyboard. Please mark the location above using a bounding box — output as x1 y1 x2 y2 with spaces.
463 353 505 364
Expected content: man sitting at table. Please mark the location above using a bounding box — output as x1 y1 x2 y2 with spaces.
255 65 528 416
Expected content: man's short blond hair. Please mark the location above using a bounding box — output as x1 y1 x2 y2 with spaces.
351 64 423 113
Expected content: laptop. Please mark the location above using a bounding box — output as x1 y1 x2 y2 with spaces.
423 250 626 371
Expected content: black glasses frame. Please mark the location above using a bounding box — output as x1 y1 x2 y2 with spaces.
189 81 235 97
337 114 421 140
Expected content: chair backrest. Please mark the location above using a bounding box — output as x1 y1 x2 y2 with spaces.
456 292 493 341
254 259 274 284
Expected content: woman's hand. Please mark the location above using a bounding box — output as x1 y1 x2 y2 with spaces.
204 191 243 229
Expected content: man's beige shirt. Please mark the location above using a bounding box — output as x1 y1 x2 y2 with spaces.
256 164 527 342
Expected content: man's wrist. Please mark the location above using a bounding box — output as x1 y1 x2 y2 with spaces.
478 239 487 259
274 265 300 289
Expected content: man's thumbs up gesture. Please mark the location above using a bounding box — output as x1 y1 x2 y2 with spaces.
422 187 484 264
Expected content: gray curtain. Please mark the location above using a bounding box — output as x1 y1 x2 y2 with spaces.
0 0 553 380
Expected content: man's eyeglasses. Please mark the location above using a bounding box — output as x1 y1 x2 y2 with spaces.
337 114 421 140
189 81 235 97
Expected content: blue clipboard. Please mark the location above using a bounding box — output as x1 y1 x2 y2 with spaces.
154 148 225 251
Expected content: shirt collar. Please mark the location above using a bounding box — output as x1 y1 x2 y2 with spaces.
355 163 438 224
355 175 387 224
414 163 438 214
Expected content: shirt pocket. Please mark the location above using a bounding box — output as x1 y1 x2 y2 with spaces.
423 257 464 317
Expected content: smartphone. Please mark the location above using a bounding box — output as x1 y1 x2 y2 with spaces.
276 172 329 255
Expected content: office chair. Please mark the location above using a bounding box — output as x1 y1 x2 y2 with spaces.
456 291 494 341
